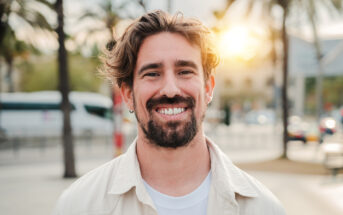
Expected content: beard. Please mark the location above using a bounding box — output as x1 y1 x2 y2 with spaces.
133 95 198 148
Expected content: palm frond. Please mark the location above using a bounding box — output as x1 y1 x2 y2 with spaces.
78 11 103 21
331 0 343 10
137 0 147 12
318 0 342 17
213 0 238 20
11 0 52 30
32 12 52 29
34 0 54 10
244 0 255 18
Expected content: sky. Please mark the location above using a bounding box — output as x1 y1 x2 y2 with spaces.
64 0 343 42
71 0 225 25
19 0 228 53
12 0 343 53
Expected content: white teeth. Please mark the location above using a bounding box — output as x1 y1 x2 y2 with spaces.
158 108 185 115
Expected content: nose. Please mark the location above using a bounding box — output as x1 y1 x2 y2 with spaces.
159 72 181 98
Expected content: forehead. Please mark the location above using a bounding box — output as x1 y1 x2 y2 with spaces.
135 32 202 71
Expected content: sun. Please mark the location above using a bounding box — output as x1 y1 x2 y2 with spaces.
218 25 262 60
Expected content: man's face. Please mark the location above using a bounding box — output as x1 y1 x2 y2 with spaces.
121 32 214 148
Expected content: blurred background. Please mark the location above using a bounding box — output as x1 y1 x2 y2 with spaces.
1 0 343 214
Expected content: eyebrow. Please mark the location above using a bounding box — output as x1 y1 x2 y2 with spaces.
138 63 163 75
137 60 198 75
175 60 198 70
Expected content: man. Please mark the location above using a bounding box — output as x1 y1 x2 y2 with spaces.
54 10 285 215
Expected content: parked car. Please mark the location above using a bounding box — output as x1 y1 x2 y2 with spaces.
287 116 307 143
288 116 338 144
319 117 337 135
304 123 320 143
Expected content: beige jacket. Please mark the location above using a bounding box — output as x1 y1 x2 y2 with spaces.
53 138 286 215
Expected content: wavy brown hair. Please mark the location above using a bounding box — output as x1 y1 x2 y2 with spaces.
103 10 219 88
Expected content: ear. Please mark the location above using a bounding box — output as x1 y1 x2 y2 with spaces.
120 83 134 111
205 75 215 104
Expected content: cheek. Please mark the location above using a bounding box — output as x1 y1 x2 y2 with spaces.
133 84 157 110
185 85 207 108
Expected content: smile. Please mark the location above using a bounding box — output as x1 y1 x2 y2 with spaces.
156 107 186 115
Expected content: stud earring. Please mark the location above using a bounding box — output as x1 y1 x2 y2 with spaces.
208 96 213 104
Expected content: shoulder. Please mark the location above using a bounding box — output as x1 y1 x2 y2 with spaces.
238 170 286 214
53 155 126 215
213 147 285 214
226 161 286 214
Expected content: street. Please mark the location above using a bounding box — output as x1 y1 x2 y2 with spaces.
0 124 343 215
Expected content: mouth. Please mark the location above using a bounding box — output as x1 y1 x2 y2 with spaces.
152 104 190 123
146 95 195 121
156 107 187 115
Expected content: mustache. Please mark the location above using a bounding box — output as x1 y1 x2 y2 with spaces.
146 95 195 111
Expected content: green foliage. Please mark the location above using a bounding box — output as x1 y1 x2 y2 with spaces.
323 77 343 106
68 54 102 92
305 76 343 113
18 54 103 92
0 0 53 92
305 77 316 114
18 57 57 91
0 27 38 62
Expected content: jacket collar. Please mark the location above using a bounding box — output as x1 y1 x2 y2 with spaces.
207 138 258 199
108 138 155 209
108 137 257 202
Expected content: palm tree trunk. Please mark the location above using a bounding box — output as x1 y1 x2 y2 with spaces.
269 24 278 111
6 58 14 92
0 3 7 46
55 0 76 178
308 0 324 122
281 7 289 159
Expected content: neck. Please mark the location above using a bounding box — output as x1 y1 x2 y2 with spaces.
136 129 211 197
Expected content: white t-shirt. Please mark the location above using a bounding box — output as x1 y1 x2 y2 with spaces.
143 172 211 215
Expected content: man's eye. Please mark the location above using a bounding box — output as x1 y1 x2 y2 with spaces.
144 72 160 77
179 70 193 75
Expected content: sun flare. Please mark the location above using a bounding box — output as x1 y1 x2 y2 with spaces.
218 25 263 60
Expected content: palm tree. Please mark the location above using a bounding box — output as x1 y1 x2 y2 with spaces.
213 0 290 158
77 0 147 49
54 0 76 178
305 0 342 122
0 28 29 92
215 0 342 159
0 0 51 91
0 0 51 44
0 0 77 177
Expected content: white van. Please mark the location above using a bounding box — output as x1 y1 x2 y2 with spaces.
0 91 113 139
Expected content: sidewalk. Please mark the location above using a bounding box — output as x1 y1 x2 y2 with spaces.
223 140 343 215
0 138 342 215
